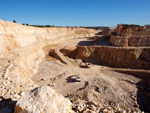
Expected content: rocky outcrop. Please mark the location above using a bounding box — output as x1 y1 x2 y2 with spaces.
109 24 150 47
15 85 73 113
116 24 150 36
77 46 150 69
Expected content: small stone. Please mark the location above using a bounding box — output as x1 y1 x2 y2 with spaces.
127 108 131 113
88 110 96 113
20 91 25 96
89 105 96 111
29 84 33 87
3 82 7 86
42 78 47 81
6 77 11 80
83 109 89 113
122 111 126 113
14 94 20 98
48 83 55 87
116 107 121 111
17 95 21 99
20 85 23 87
90 100 101 107
107 107 112 111
134 102 139 108
7 81 10 84
103 109 108 113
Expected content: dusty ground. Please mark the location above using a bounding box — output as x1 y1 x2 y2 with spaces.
32 37 150 112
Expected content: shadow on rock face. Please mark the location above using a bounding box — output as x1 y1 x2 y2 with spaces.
0 98 16 113
78 41 95 46
136 79 150 112
117 70 150 112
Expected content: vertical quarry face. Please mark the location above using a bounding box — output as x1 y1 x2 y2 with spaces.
109 24 150 47
0 19 96 82
77 46 150 69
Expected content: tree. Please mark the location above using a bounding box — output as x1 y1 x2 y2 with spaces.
45 25 51 27
26 23 29 26
13 20 16 23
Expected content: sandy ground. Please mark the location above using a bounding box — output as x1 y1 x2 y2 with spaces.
32 37 149 112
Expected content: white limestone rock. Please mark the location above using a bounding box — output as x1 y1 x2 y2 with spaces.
15 85 73 113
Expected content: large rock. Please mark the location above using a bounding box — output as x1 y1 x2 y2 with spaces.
15 86 73 113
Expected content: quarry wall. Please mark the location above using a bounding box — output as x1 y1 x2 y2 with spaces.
116 24 150 36
77 46 150 69
109 35 150 47
109 24 150 47
0 20 95 52
0 20 96 82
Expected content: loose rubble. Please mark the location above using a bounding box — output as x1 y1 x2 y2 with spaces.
71 99 142 113
0 76 35 100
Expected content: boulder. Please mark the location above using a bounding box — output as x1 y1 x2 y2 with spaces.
15 85 73 113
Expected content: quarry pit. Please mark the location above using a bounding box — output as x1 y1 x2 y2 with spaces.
0 20 150 113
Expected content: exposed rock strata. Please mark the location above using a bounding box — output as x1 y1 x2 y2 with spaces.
109 24 150 47
0 19 96 82
77 46 150 69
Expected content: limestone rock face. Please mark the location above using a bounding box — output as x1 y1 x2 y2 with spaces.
77 46 150 69
15 85 73 113
109 24 150 47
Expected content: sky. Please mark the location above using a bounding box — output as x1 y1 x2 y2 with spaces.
0 0 150 27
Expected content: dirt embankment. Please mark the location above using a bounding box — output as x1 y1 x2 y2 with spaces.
76 46 150 69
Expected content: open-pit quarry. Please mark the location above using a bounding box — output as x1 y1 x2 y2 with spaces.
0 20 150 113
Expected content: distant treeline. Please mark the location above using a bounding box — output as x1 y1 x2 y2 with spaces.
81 26 109 30
29 25 55 27
13 20 109 29
122 24 140 27
23 24 109 30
